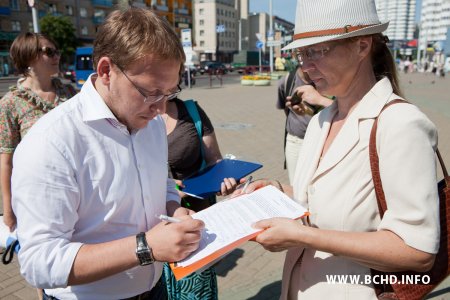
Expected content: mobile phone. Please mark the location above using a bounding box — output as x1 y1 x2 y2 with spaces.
290 92 302 105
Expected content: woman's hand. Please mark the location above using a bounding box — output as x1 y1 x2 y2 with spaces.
252 217 312 252
218 177 238 196
172 206 195 217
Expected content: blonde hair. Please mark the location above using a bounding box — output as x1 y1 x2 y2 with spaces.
93 8 185 72
10 32 57 76
347 34 403 97
369 34 403 97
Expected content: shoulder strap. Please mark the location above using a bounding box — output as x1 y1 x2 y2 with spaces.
369 99 448 217
285 69 297 96
184 100 207 171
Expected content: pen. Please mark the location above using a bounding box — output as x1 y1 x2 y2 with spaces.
241 175 253 194
157 214 181 223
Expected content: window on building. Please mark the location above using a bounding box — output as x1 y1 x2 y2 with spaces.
66 5 73 16
94 9 105 18
10 0 19 11
200 41 205 46
11 20 21 31
28 22 33 32
199 19 204 26
81 26 88 35
173 1 177 8
47 3 57 14
199 8 204 15
200 30 204 36
80 7 87 18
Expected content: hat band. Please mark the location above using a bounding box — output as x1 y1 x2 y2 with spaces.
294 25 372 40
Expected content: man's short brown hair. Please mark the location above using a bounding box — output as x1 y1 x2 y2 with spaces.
10 32 57 76
93 8 185 72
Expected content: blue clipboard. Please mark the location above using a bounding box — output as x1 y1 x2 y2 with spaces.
182 159 263 197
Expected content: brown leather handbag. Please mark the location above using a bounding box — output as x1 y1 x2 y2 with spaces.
369 99 450 300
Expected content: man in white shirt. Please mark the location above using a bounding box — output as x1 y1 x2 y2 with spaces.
11 8 204 300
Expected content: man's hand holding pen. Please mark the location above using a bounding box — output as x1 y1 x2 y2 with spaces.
148 212 204 262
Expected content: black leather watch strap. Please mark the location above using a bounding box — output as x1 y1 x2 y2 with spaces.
135 232 155 266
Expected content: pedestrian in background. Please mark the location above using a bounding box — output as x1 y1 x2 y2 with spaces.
12 9 204 299
0 32 75 232
238 0 439 298
277 66 333 184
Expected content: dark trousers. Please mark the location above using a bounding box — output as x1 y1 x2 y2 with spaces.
43 276 167 300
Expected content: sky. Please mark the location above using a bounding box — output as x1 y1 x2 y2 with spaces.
249 0 423 24
249 0 297 23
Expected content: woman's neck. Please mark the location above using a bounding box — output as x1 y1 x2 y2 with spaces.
335 62 377 119
22 73 54 92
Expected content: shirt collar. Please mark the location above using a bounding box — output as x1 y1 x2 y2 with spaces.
80 74 119 122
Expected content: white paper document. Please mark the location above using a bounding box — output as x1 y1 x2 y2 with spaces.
176 185 308 267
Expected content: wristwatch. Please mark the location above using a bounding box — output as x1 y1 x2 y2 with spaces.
135 232 155 266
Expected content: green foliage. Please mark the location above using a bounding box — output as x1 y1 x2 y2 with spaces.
39 15 77 63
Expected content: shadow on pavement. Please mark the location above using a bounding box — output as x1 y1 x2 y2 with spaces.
426 286 450 299
247 280 282 300
215 248 244 277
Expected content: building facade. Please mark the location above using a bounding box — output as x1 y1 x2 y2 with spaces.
419 0 450 56
375 0 416 55
193 0 238 62
0 0 193 74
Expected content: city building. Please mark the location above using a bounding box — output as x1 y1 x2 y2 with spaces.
375 0 416 56
418 0 450 57
146 0 193 36
0 0 193 75
192 0 239 62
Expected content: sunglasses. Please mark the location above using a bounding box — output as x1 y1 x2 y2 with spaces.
39 47 61 58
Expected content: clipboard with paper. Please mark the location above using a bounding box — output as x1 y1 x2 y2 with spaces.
170 185 309 280
181 159 263 197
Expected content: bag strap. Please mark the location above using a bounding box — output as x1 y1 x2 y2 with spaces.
184 100 207 171
285 69 297 97
369 99 448 217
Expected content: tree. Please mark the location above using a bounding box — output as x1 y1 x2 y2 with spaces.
39 15 77 66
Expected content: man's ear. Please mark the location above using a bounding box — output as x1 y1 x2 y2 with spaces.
96 57 113 85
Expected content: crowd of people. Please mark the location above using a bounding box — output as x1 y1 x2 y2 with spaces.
0 0 442 299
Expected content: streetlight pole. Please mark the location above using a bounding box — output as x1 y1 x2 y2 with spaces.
28 0 40 33
269 0 273 73
417 22 422 71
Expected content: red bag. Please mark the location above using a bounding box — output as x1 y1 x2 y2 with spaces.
369 99 450 300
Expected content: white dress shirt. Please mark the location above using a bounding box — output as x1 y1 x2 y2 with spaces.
12 75 180 300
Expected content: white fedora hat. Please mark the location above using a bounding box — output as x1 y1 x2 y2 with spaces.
283 0 389 50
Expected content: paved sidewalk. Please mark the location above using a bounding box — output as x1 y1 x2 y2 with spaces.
1 73 450 299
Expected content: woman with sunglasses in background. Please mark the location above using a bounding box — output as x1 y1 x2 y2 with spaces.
0 32 76 234
236 0 440 299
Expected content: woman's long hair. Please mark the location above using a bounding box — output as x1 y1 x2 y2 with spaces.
370 34 403 97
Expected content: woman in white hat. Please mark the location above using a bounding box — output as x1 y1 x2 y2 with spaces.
236 0 440 299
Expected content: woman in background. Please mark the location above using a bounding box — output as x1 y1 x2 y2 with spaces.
162 94 237 299
1 32 76 232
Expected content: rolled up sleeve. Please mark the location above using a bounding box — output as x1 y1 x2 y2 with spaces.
12 133 83 288
377 104 440 254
